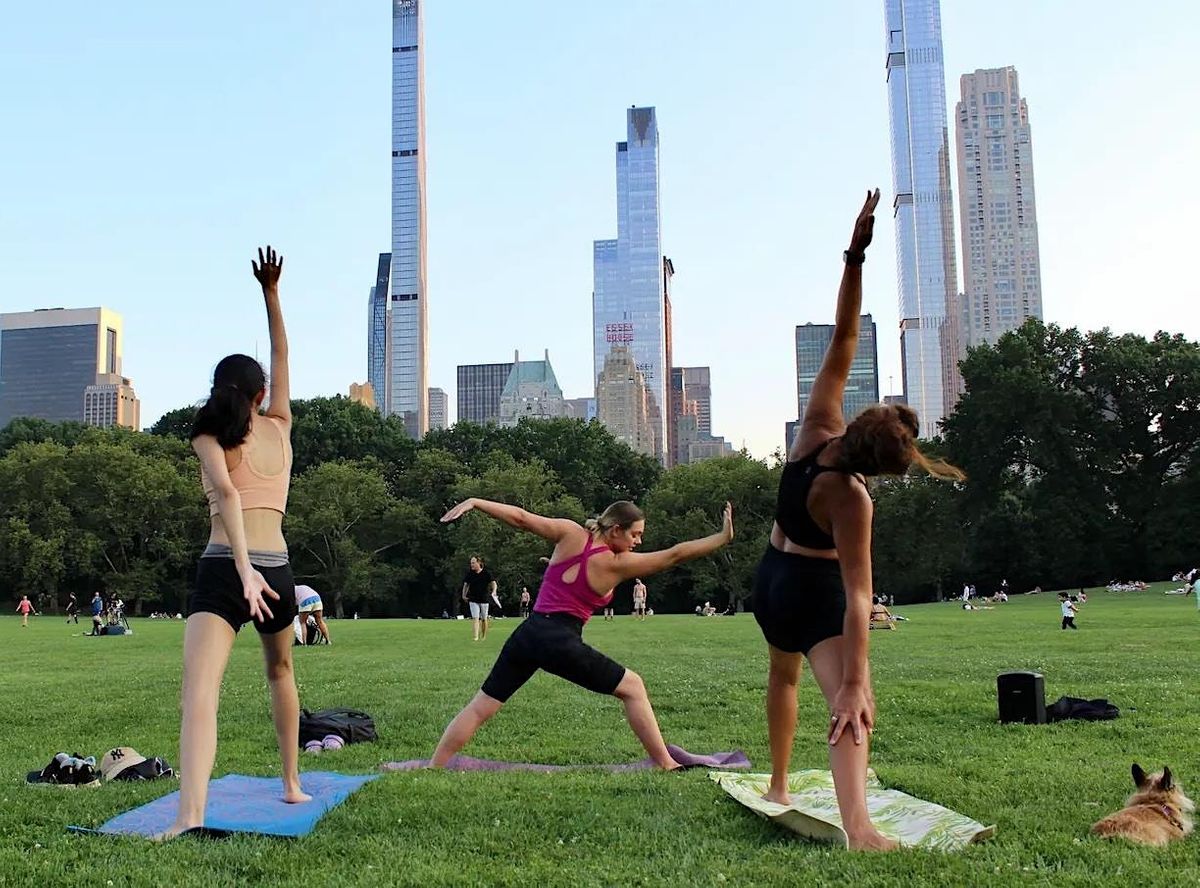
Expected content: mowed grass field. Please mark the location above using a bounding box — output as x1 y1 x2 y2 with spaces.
1 587 1198 887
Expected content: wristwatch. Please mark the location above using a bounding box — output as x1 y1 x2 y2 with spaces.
843 250 866 266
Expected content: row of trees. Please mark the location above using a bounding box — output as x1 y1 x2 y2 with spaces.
1 321 1195 614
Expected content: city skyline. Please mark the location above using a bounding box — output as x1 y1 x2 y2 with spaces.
2 2 1196 457
795 316 881 425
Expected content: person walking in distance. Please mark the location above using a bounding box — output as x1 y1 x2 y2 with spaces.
65 592 79 624
750 190 964 852
16 595 34 627
462 556 496 641
1059 592 1079 630
519 587 532 619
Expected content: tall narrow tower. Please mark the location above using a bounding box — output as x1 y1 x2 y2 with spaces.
389 0 428 436
884 0 961 436
592 107 669 463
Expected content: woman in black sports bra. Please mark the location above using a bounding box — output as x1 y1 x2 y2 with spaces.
752 190 963 851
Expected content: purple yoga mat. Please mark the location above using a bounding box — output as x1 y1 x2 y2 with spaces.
381 744 750 773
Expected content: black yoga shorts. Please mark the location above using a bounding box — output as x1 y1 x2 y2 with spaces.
752 545 846 655
481 612 627 703
189 556 297 635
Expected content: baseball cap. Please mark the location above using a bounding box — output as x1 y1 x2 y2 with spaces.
101 747 174 782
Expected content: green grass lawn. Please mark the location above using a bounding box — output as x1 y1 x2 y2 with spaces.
1 587 1197 887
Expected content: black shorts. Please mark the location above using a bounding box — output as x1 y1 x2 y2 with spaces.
481 612 627 703
189 557 297 635
752 545 845 655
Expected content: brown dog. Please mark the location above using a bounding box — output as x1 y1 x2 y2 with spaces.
1092 764 1194 846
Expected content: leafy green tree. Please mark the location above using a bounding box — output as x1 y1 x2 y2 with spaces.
0 418 90 455
148 406 199 441
443 454 586 613
287 460 435 617
641 454 778 612
290 397 415 476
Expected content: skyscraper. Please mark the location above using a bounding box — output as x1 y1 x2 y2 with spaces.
427 386 448 431
884 0 961 436
795 316 880 423
0 307 127 427
956 67 1043 349
367 251 390 408
679 367 712 437
84 373 140 429
595 346 654 458
388 0 428 437
593 107 669 464
456 362 514 425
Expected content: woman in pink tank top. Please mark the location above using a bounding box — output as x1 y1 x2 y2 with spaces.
431 497 734 770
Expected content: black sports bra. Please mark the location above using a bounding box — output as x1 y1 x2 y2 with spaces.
774 439 864 551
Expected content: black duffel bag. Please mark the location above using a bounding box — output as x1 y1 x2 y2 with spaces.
298 708 378 746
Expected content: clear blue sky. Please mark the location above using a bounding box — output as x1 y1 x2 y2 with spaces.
2 2 1196 458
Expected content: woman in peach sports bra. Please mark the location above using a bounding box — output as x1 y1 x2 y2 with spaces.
157 247 311 839
432 498 734 770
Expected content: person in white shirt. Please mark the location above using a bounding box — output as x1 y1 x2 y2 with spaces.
294 585 331 644
1059 593 1078 630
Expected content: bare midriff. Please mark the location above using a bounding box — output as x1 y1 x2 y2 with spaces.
208 509 286 553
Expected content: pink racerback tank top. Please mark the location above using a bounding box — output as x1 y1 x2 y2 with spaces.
533 542 613 623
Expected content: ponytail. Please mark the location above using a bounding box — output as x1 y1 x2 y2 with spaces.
911 445 966 482
589 501 645 536
190 354 266 449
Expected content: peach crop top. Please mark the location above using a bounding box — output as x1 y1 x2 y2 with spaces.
200 416 292 517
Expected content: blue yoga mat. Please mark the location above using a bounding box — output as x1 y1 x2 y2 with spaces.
69 772 379 838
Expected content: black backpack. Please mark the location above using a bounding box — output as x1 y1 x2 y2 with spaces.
298 708 378 746
1046 696 1120 722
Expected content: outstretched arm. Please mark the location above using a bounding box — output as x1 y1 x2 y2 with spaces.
253 246 291 425
606 504 734 584
792 190 880 458
441 498 577 544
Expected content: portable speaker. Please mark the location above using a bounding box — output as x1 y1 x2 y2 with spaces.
997 671 1046 724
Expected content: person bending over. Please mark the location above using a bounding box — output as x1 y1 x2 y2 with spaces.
295 584 331 645
751 191 963 851
432 498 734 770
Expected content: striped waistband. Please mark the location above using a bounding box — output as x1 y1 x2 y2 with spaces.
201 543 289 568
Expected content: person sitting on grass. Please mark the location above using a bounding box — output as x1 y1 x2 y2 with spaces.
869 601 896 630
431 498 734 771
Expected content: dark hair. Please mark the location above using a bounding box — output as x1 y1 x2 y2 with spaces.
190 354 266 449
586 501 645 534
837 404 965 481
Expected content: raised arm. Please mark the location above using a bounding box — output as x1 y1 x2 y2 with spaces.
605 504 734 585
793 190 880 458
441 498 577 544
252 246 290 425
193 435 280 622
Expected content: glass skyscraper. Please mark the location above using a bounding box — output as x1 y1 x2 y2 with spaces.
884 0 961 437
795 316 880 424
387 0 428 437
456 362 514 426
367 251 391 407
956 67 1043 349
593 107 669 464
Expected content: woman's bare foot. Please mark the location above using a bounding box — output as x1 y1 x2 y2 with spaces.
761 787 791 806
846 829 900 852
150 819 201 842
282 783 312 804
